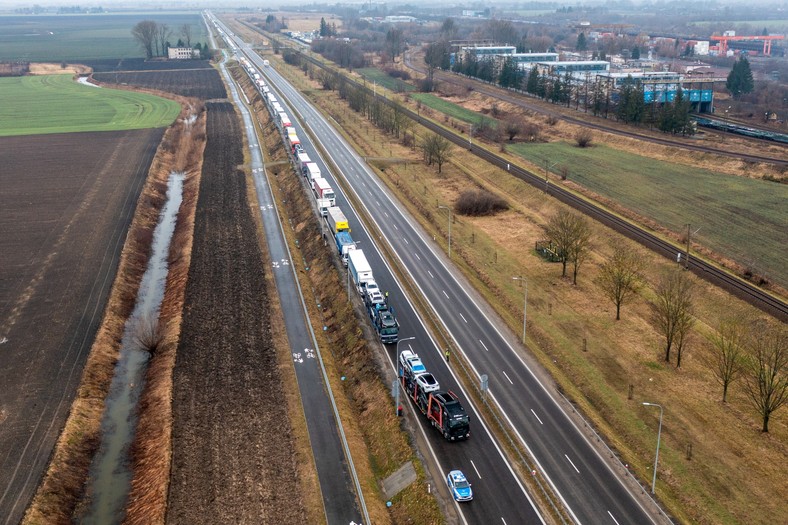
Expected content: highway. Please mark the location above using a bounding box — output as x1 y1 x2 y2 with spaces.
206 17 365 525
211 16 548 525
214 14 675 525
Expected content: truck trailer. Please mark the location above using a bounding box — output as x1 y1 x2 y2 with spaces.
296 152 311 172
303 162 321 181
312 177 336 206
325 206 349 234
348 250 373 293
334 231 356 266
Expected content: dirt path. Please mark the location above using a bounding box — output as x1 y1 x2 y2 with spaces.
166 102 306 524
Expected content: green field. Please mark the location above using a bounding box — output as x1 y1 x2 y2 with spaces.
0 75 181 136
411 92 499 127
356 67 416 92
0 12 207 61
507 141 788 287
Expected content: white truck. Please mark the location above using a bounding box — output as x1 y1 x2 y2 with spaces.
348 250 374 294
296 152 311 172
303 162 321 181
312 177 336 206
317 198 331 217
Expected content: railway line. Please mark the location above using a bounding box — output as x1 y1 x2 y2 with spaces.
293 48 788 322
405 55 788 167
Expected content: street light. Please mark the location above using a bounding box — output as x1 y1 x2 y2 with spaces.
642 402 664 494
438 205 452 259
512 276 527 344
395 337 416 416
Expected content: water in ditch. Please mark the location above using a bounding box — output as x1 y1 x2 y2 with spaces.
82 171 184 524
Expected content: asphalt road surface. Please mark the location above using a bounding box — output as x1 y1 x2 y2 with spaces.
239 36 664 525
229 34 547 525
208 18 365 525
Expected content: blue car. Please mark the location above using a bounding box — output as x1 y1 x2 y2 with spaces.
447 470 473 502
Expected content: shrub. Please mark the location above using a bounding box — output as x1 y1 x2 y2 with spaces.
454 190 509 216
575 128 594 148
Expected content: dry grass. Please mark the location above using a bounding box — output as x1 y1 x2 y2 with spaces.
22 99 201 525
263 52 787 525
123 103 207 525
29 62 92 75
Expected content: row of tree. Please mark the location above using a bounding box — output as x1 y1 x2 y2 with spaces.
304 48 784 434
542 210 786 432
131 20 209 60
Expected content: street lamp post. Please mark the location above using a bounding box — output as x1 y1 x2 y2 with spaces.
438 205 452 259
395 337 416 415
512 276 527 343
642 402 664 494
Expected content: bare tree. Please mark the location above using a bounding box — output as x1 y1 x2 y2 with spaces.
156 23 172 57
504 116 521 141
544 210 588 279
132 20 158 59
180 23 193 48
596 244 644 320
706 317 748 402
421 133 453 173
652 269 695 367
744 320 787 432
567 216 591 285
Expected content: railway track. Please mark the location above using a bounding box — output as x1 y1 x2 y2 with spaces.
405 56 788 167
290 49 788 321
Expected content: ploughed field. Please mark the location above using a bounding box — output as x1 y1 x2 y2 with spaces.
166 102 305 523
0 128 164 524
81 58 214 73
93 68 227 100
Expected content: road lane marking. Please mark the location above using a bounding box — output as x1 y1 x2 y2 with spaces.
443 290 449 299
428 270 434 278
502 370 514 384
403 238 409 245
564 454 580 474
393 224 399 230
414 253 420 260
470 460 482 479
607 511 620 525
501 519 507 525
460 313 468 323
384 212 389 218
480 340 489 352
530 409 544 425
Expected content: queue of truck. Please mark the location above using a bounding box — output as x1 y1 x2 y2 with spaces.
237 55 469 441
